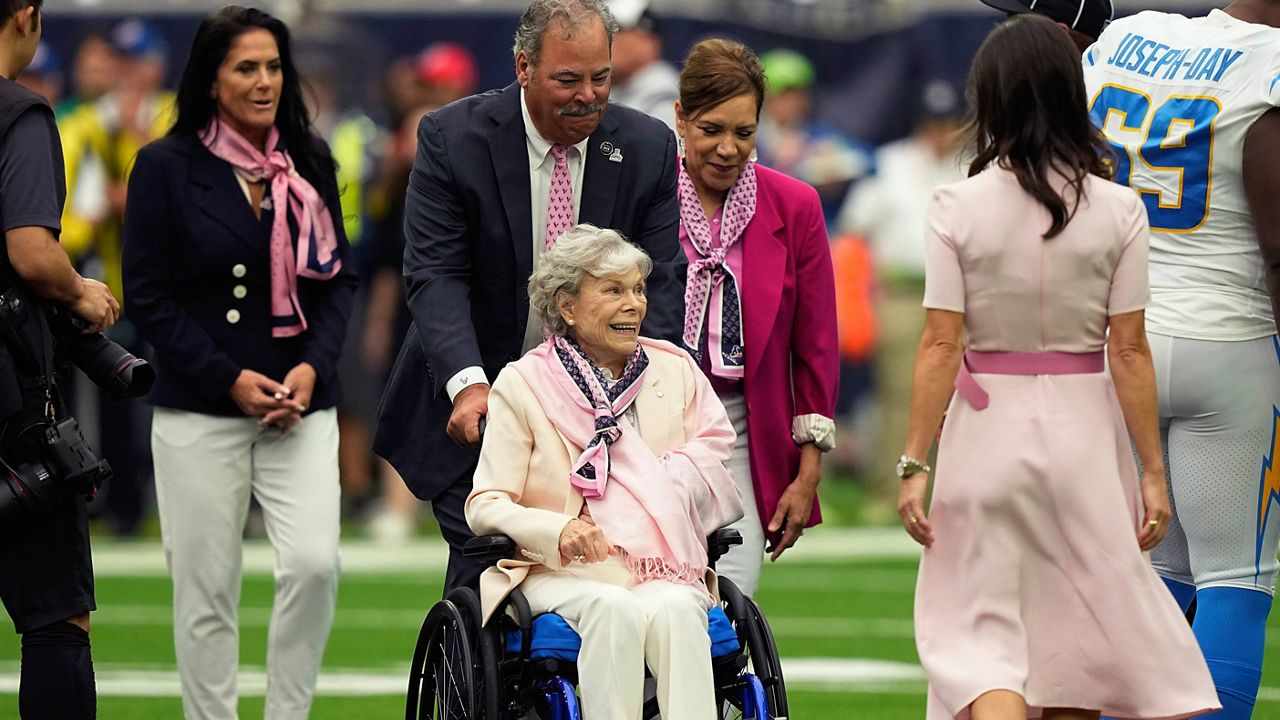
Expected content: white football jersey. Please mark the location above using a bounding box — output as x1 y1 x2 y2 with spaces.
1083 10 1280 340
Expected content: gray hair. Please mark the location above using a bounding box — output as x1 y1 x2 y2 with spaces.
512 0 619 67
528 224 653 338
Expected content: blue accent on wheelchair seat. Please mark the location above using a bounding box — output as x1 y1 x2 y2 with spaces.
521 614 584 661
505 606 741 661
707 606 740 656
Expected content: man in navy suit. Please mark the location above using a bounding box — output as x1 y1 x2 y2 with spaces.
374 0 685 594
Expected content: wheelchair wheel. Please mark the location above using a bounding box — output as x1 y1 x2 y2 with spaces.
743 594 787 717
717 577 788 720
407 599 477 720
446 587 500 719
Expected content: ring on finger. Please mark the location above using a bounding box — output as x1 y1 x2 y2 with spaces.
573 554 584 563
1148 519 1159 527
909 516 919 524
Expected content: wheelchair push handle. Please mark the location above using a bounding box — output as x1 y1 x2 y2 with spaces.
464 534 516 565
707 528 743 567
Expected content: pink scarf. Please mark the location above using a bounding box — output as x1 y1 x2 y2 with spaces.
199 119 342 338
513 337 743 587
679 160 756 378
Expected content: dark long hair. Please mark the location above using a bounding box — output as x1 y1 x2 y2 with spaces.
170 5 334 187
964 14 1113 239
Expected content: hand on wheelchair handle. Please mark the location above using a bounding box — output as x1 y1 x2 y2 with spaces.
447 384 488 446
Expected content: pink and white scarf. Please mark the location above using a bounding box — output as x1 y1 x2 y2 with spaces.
514 337 743 587
679 160 756 378
200 118 342 338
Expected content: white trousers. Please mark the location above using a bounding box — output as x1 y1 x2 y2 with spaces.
520 564 717 720
152 408 341 720
712 391 765 597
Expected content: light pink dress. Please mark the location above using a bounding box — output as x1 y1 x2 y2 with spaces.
916 167 1220 719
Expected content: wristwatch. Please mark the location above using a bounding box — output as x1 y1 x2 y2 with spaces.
896 455 931 479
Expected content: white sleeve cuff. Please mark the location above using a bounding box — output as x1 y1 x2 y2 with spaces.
446 366 489 403
791 414 836 452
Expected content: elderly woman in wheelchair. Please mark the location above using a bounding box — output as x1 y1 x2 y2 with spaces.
461 225 749 719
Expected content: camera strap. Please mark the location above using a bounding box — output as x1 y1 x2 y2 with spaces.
0 284 59 419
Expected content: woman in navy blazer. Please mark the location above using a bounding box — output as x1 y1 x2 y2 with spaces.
673 39 840 598
121 7 356 718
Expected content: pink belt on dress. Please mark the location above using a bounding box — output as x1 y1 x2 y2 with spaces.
955 350 1105 410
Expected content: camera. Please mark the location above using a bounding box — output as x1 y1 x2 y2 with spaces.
0 285 154 401
0 284 150 533
44 303 155 400
0 418 111 530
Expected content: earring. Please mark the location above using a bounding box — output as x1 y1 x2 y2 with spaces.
568 319 575 326
677 135 685 157
749 147 759 163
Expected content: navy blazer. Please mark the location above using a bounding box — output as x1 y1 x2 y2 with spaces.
122 133 357 417
375 83 686 500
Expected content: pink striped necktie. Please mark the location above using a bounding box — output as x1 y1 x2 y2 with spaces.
545 143 574 249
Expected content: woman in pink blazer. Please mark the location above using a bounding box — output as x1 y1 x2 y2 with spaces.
674 39 840 596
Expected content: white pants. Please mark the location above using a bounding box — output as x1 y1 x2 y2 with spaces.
520 565 717 720
712 391 765 597
152 408 341 720
1147 333 1280 592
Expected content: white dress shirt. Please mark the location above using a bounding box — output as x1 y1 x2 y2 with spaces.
446 89 589 402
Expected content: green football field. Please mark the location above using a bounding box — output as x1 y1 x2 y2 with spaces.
2 528 1278 718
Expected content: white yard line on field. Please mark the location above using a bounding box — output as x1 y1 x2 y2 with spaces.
88 605 918 640
0 658 926 697
89 528 923 578
0 660 1275 702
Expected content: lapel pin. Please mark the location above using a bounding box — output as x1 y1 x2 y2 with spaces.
609 148 623 163
600 141 614 155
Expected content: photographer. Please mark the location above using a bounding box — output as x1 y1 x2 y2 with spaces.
0 1 119 717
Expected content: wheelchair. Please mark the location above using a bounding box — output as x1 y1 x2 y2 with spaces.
406 529 788 719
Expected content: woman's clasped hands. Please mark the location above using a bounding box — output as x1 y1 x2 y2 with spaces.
229 362 316 434
557 513 616 566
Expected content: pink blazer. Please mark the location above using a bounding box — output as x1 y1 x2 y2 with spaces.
735 165 839 542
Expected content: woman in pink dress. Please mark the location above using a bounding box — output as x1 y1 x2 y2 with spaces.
897 15 1220 720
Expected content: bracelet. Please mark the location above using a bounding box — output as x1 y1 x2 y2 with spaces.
895 455 931 479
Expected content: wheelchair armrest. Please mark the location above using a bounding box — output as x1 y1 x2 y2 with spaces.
463 534 517 566
707 528 743 567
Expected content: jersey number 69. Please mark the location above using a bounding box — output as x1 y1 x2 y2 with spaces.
1089 84 1221 233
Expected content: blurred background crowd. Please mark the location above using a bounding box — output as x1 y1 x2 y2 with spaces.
21 0 1214 539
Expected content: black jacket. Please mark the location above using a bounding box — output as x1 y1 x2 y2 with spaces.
122 133 357 416
374 83 686 500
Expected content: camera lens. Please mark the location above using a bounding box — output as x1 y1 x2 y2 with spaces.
65 333 155 400
0 459 59 532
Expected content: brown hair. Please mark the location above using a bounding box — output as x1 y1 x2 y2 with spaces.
965 13 1114 239
678 38 766 120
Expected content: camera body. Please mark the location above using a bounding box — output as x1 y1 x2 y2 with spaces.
0 284 151 532
1 417 111 530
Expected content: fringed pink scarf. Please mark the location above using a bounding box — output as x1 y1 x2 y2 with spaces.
513 337 744 587
199 118 342 338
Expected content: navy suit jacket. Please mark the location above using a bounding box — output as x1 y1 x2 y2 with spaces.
375 83 686 500
122 134 357 417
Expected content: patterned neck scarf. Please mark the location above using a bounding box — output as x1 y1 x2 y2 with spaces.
552 335 649 499
679 159 756 378
199 118 342 338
